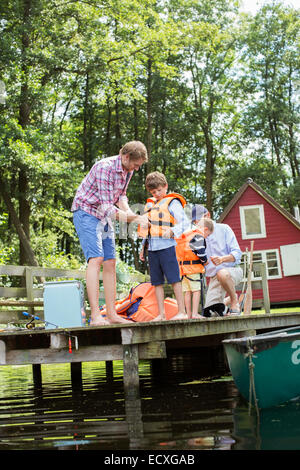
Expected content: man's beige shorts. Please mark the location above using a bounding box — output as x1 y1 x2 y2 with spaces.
204 267 243 308
182 273 202 293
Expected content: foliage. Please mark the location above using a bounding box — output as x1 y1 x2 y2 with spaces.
0 0 299 270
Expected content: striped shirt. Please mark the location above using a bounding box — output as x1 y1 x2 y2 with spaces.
189 233 208 264
71 155 133 221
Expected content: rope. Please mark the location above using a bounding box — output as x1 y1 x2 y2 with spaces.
246 339 261 449
246 339 259 416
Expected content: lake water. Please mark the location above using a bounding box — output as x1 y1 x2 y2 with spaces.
0 349 300 452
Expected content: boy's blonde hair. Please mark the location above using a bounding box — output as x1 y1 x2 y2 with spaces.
145 171 168 191
197 217 214 233
120 141 148 162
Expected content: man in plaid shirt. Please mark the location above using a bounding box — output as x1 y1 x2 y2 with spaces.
72 141 148 325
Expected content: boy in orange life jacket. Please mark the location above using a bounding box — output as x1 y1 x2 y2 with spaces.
139 171 190 321
179 207 214 319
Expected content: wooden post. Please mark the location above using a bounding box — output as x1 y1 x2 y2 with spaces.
0 340 6 365
32 364 42 388
106 360 114 382
70 362 82 385
125 396 144 449
123 344 140 400
260 262 271 314
25 267 34 316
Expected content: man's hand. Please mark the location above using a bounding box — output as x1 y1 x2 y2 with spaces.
139 247 145 262
135 214 149 228
211 254 235 265
211 256 224 266
162 227 174 239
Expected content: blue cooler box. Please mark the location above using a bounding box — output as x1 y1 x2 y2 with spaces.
43 280 86 329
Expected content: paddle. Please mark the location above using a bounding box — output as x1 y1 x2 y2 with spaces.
243 240 254 315
238 249 248 313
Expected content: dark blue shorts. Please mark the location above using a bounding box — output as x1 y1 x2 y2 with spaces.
148 246 181 286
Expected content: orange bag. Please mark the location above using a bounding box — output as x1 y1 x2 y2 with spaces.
99 282 178 322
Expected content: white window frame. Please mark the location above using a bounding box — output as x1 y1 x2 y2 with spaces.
241 249 282 281
239 204 266 239
280 243 300 276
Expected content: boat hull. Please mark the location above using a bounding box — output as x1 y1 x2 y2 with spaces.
223 326 300 409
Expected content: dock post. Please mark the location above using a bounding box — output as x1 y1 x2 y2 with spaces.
123 343 144 446
123 344 140 400
260 263 270 314
70 362 82 385
32 364 42 388
106 360 114 382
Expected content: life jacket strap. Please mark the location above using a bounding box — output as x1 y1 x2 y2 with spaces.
179 260 203 265
150 220 174 227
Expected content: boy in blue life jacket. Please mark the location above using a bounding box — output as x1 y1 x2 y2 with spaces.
139 171 191 321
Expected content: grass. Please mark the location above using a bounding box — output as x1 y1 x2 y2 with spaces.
253 306 300 314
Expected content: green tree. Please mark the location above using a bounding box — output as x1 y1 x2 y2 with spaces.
240 1 300 211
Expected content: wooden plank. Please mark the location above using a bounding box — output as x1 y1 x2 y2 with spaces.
120 313 300 345
0 287 27 297
0 265 26 276
0 310 44 323
0 300 44 306
0 265 87 279
3 341 166 366
0 287 43 298
0 264 134 284
31 267 88 279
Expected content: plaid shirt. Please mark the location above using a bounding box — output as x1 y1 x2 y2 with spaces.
71 155 133 221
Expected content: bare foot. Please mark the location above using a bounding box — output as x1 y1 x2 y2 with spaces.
107 313 132 324
90 314 110 326
172 312 188 320
151 314 166 322
191 313 205 319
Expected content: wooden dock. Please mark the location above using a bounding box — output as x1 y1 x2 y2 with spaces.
1 312 300 399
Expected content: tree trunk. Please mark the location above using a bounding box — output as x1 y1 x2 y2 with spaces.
105 98 112 156
18 169 31 265
83 71 90 171
146 58 153 171
18 0 32 266
0 176 38 267
115 91 122 151
288 66 299 179
133 99 139 140
203 129 214 215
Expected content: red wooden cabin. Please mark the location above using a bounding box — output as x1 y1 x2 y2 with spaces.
218 178 300 306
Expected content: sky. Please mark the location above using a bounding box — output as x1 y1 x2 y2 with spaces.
240 0 300 13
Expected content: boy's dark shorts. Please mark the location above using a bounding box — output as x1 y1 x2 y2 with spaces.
148 246 181 285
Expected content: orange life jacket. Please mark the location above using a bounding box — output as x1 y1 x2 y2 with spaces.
138 193 186 239
99 282 179 322
175 228 206 276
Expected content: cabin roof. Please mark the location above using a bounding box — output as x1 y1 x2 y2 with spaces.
218 178 300 231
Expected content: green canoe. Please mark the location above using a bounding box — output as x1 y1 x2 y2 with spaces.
222 326 300 409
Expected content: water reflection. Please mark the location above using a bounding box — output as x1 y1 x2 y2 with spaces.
233 400 300 450
0 351 299 450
